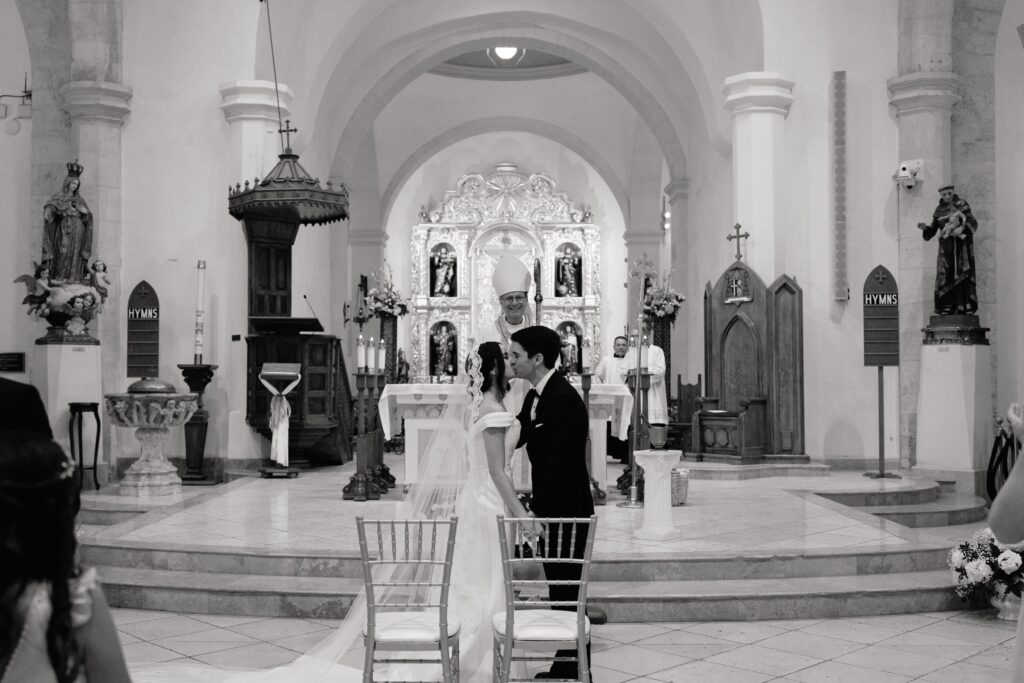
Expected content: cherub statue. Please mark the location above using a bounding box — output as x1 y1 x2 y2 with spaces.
419 205 430 223
89 259 111 303
14 263 53 317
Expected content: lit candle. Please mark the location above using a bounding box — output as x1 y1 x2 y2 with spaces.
193 260 206 364
356 335 366 370
367 337 376 373
581 338 593 371
640 334 649 370
378 340 387 376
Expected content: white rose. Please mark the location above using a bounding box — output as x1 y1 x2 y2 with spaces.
965 559 994 583
998 550 1022 574
950 549 966 569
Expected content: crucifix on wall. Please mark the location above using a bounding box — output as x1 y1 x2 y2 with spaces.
727 223 750 261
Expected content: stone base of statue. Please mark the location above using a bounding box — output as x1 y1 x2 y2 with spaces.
633 449 682 541
34 343 103 466
119 427 183 496
913 316 990 496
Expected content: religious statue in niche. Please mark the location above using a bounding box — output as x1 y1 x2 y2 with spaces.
395 348 411 384
555 243 582 297
12 161 109 343
430 244 457 297
430 322 457 378
556 321 582 376
916 184 979 316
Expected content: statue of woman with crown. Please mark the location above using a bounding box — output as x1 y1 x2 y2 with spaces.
42 160 93 285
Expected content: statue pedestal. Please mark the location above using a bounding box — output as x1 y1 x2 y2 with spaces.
34 343 103 470
119 427 182 497
634 449 681 541
913 317 991 495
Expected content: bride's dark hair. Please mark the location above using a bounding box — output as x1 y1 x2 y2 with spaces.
0 432 83 683
476 341 509 400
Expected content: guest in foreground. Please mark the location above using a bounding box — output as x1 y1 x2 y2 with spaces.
986 402 1024 681
0 377 53 438
0 432 130 683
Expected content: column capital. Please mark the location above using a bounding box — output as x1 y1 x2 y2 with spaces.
218 80 292 124
663 179 689 204
887 72 961 116
349 231 387 248
623 232 664 248
59 81 132 125
722 72 795 117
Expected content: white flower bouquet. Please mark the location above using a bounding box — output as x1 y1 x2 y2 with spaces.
949 527 1024 601
365 264 409 318
642 273 686 322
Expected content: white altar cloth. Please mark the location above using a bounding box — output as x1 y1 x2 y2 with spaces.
379 382 632 486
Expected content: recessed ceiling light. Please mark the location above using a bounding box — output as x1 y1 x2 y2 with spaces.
494 46 519 60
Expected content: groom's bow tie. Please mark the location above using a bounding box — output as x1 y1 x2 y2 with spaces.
525 388 538 422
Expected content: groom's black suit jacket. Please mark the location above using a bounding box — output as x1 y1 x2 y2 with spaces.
516 371 595 519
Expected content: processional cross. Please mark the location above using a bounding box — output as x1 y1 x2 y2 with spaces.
727 223 750 261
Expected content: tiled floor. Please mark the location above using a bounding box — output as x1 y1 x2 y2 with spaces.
120 607 1017 681
88 458 938 557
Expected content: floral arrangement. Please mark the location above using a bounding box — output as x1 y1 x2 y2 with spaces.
949 527 1024 601
365 264 409 318
643 273 686 322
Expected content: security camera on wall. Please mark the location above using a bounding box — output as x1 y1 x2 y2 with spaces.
894 159 923 190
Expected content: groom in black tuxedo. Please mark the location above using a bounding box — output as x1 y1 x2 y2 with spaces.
509 326 593 680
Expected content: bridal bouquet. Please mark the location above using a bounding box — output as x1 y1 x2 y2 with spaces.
949 527 1024 601
365 264 409 318
643 274 686 322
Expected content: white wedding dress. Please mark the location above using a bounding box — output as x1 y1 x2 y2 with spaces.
133 410 521 683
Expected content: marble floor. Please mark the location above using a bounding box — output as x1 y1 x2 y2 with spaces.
119 607 1017 681
85 456 945 557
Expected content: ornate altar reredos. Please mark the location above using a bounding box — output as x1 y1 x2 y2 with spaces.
409 164 601 379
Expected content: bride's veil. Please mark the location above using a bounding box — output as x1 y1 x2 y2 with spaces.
134 348 487 682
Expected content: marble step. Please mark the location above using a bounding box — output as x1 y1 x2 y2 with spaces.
78 500 149 526
95 563 960 622
857 494 989 528
96 565 363 619
590 569 963 622
683 461 831 480
815 480 940 507
81 538 950 581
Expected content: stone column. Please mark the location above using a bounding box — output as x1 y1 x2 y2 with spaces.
888 0 959 470
59 80 131 473
665 179 689 384
218 80 291 462
722 72 795 281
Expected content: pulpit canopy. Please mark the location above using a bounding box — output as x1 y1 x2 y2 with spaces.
228 147 349 225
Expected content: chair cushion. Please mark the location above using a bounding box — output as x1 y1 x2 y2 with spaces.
364 610 461 643
491 609 591 640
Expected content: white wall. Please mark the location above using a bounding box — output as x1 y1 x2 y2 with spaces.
0 0 34 377
996 0 1024 411
384 131 627 356
758 0 901 461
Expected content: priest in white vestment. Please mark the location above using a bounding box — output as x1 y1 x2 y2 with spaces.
646 342 669 425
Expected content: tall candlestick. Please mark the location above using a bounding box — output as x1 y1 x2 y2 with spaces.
193 260 206 364
640 334 649 370
357 334 366 370
367 337 376 373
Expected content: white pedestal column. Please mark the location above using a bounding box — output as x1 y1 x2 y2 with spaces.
34 343 102 463
722 73 795 281
913 340 991 495
634 449 682 541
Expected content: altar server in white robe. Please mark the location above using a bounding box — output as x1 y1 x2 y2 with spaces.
646 341 669 425
595 335 631 462
479 254 534 484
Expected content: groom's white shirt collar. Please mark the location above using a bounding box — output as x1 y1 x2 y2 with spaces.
534 367 557 396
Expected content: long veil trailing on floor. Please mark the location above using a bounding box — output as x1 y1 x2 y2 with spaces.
133 353 484 682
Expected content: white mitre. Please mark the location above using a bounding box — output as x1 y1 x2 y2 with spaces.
492 255 531 296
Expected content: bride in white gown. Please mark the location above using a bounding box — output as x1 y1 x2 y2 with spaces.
133 342 528 682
